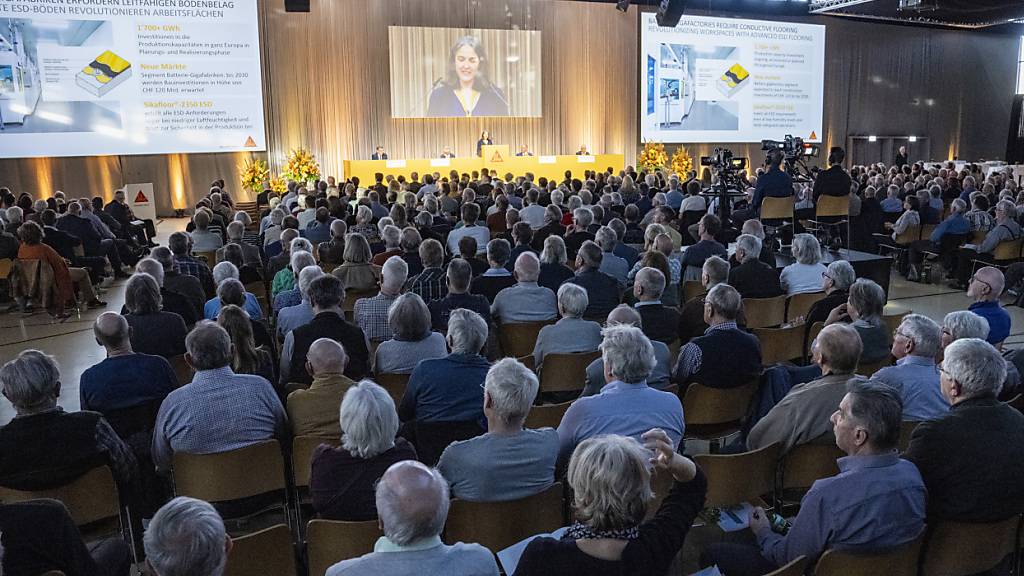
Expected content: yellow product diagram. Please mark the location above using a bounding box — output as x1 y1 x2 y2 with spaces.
716 63 750 98
76 50 132 97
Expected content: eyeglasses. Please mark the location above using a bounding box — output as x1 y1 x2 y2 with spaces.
970 274 993 291
822 272 832 280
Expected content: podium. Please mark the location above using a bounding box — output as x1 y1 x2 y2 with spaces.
481 144 510 162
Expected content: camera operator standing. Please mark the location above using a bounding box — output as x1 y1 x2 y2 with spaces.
732 150 793 226
812 147 852 202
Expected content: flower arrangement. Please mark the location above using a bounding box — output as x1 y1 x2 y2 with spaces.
671 147 694 179
239 158 269 195
281 147 321 183
638 141 669 173
268 175 287 195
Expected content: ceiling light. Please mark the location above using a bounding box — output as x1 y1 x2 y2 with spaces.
868 135 877 142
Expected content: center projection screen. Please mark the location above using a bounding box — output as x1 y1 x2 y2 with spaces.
389 26 542 118
0 0 265 159
640 13 825 144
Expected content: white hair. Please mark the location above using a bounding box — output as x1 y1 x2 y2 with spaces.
290 237 313 254
484 358 539 425
942 310 989 342
381 256 409 291
557 282 589 318
340 380 399 458
943 338 1006 398
569 435 652 531
899 313 942 358
636 267 666 298
0 350 60 411
211 261 239 285
736 234 762 263
144 497 227 576
376 461 449 546
446 308 488 354
599 324 656 384
297 265 324 299
792 233 822 265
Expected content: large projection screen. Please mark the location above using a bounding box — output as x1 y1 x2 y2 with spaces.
640 13 824 144
389 26 542 118
0 0 266 159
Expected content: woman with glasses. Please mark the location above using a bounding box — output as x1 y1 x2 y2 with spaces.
825 278 891 364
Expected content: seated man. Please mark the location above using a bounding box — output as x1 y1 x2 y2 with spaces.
405 239 448 303
190 209 224 253
445 202 489 257
748 324 862 454
906 338 1024 522
152 322 287 473
557 324 684 464
584 305 672 394
437 358 558 502
680 214 728 280
287 339 356 437
673 284 761 388
136 257 200 327
216 221 260 267
428 258 491 332
703 380 926 575
532 283 603 370
354 257 408 344
153 245 205 321
470 238 516 302
564 241 622 319
491 252 558 324
169 230 215 298
277 266 322 340
633 267 680 345
872 314 947 422
678 255 730 342
728 233 783 299
326 460 499 576
144 497 232 576
966 266 1011 347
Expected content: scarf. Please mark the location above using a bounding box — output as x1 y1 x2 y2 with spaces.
566 520 639 541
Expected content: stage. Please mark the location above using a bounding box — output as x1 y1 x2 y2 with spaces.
343 153 625 183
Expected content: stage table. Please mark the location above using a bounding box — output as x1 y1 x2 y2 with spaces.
343 154 625 184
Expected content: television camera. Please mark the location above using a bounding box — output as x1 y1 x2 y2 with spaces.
761 135 819 181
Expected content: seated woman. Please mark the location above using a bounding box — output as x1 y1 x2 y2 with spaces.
875 196 921 271
374 293 448 374
331 232 381 294
513 431 706 576
214 278 273 351
907 197 971 279
217 303 276 388
780 233 828 297
349 205 381 245
15 221 105 317
825 277 891 364
537 235 575 293
533 283 603 370
310 380 417 520
272 238 314 298
124 272 188 358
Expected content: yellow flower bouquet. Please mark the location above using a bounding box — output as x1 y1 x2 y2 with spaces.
282 147 321 183
239 158 270 195
638 141 669 173
269 175 287 195
671 147 694 179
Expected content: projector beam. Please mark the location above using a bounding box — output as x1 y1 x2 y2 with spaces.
809 0 879 14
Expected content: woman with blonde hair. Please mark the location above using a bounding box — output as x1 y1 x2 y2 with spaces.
332 233 382 294
217 304 275 386
538 235 574 293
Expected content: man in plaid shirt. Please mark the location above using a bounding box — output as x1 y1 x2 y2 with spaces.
406 238 448 303
169 231 215 298
355 256 408 343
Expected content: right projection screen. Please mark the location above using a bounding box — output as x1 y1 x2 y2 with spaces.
640 13 825 144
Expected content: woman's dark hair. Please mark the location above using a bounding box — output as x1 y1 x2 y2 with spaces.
904 195 919 212
222 243 244 268
445 36 491 91
973 194 990 211
217 304 261 375
17 221 42 244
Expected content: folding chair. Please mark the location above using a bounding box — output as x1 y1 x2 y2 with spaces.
898 421 921 453
761 196 795 247
920 515 1022 576
806 195 850 249
876 225 921 273
291 435 340 524
754 324 807 365
971 238 1023 277
224 524 297 576
444 482 565 553
524 401 573 430
306 519 381 576
814 531 924 576
682 379 760 450
497 320 556 358
374 372 411 407
538 351 601 395
777 439 843 510
742 295 787 329
694 442 781 509
786 292 825 323
168 354 194 387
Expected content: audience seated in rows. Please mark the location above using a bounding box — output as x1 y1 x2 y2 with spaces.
533 283 603 369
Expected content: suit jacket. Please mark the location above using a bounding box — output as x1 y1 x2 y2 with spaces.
371 152 388 160
812 165 853 202
565 269 621 319
636 303 681 344
729 259 783 299
42 225 81 259
55 214 102 252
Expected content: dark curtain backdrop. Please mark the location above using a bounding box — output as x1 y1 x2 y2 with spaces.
0 1 1017 215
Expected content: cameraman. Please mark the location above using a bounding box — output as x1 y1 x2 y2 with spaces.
812 147 853 202
732 150 792 225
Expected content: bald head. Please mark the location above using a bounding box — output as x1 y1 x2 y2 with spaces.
375 460 449 546
307 338 347 376
94 312 130 350
971 266 1004 301
514 251 540 282
606 304 642 328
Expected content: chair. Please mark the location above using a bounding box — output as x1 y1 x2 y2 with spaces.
806 195 850 248
0 465 121 527
413 420 485 466
898 421 921 453
306 519 381 576
374 372 411 407
761 195 795 221
786 292 825 323
766 556 809 576
805 321 825 362
445 482 565 553
168 354 194 387
538 351 601 394
246 280 270 316
172 440 290 527
778 439 843 507
524 401 573 429
498 320 555 358
920 516 1022 576
814 531 924 576
754 325 807 365
342 290 375 322
291 435 340 493
224 524 296 576
972 238 1023 274
883 311 910 335
856 356 892 377
682 380 759 449
681 280 705 303
195 250 217 266
743 295 787 328
516 354 536 372
694 442 781 508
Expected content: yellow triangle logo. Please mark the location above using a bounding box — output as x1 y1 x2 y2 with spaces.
809 131 817 140
490 150 505 162
244 136 257 147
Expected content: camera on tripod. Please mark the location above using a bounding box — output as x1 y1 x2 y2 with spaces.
762 135 820 180
700 147 748 173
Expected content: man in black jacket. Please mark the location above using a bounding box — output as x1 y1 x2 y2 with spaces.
812 147 853 202
904 338 1024 522
633 267 680 345
729 234 783 299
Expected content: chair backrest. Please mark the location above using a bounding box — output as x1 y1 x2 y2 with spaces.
920 224 938 242
743 295 787 329
169 354 194 387
897 421 921 453
246 281 269 315
754 324 807 365
992 238 1023 261
682 280 705 303
694 442 781 508
920 516 1022 576
761 196 795 221
374 372 411 407
292 436 340 489
883 311 910 336
223 524 296 576
539 351 601 394
445 482 565 553
816 195 850 218
856 357 892 377
498 321 555 358
781 439 843 493
0 258 13 280
805 321 825 361
786 292 826 323
0 466 120 527
766 556 809 576
815 531 925 576
524 401 573 430
195 250 217 266
682 380 759 427
306 519 381 576
342 290 376 322
172 440 287 504
414 420 485 466
893 225 921 245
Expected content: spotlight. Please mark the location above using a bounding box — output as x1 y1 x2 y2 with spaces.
616 0 630 12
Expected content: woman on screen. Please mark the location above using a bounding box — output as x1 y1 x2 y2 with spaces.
426 36 510 118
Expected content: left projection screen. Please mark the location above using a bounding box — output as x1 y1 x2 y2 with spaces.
0 0 266 159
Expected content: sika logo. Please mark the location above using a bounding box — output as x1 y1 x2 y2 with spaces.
490 150 505 162
134 190 149 204
244 136 257 147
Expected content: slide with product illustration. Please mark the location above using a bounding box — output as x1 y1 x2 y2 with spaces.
0 0 265 158
640 12 824 144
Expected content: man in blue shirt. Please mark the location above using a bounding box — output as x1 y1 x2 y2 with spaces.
872 314 948 422
967 266 1012 347
664 176 685 211
556 324 684 464
702 379 926 575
